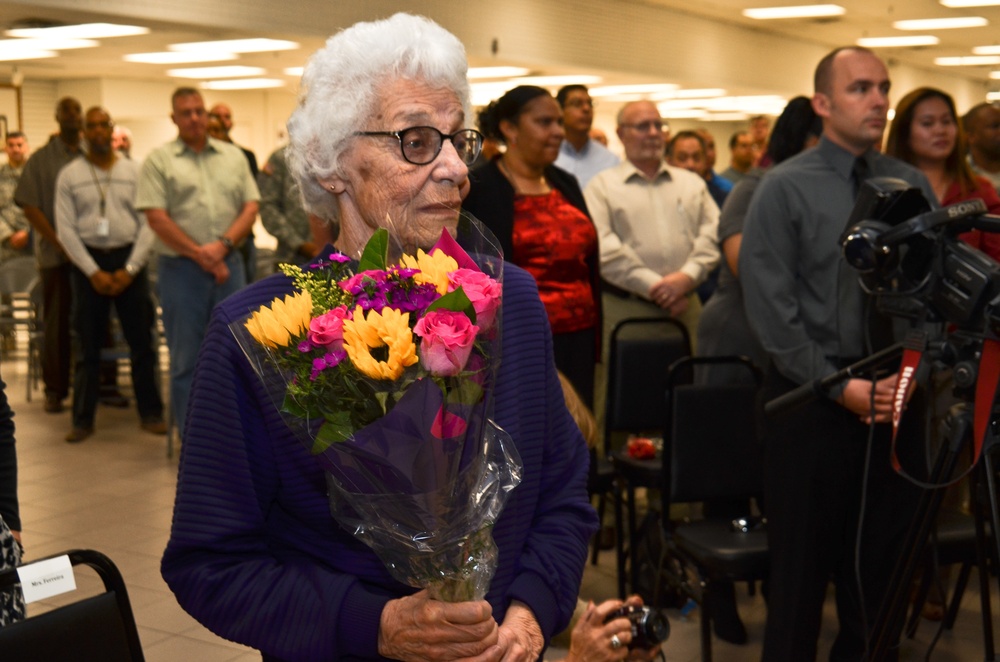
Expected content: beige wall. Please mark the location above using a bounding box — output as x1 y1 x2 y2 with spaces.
10 0 993 188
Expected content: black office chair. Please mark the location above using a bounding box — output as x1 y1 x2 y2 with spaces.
659 355 767 662
0 549 145 661
602 317 691 591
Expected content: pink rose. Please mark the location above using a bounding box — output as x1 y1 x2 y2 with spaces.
448 269 501 331
413 309 479 377
431 406 468 439
308 306 349 349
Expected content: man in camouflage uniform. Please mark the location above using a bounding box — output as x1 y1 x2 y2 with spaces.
258 145 338 270
0 132 31 263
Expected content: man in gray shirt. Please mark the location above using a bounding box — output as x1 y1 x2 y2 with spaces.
55 107 165 443
741 47 935 661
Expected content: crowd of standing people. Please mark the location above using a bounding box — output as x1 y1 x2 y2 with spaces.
0 14 999 661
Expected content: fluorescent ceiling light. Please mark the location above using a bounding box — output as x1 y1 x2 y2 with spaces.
988 91 1000 101
935 55 1000 65
703 112 758 122
658 99 711 110
284 67 304 76
589 83 679 97
171 38 298 53
0 49 56 61
701 95 787 113
940 0 1000 6
990 71 1000 79
659 109 708 119
468 66 531 79
647 88 726 102
5 23 149 39
893 17 988 30
857 35 940 47
671 88 727 99
200 78 285 90
125 51 238 64
973 45 1000 55
517 75 603 87
0 38 97 50
168 65 266 79
743 4 845 19
660 110 708 120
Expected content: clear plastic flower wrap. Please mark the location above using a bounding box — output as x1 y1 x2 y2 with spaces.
230 213 522 601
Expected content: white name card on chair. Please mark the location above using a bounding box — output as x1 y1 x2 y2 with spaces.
16 555 77 603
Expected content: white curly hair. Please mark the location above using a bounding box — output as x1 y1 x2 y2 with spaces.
287 13 471 223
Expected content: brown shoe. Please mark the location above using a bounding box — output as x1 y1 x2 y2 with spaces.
65 427 94 443
44 394 64 414
141 419 168 435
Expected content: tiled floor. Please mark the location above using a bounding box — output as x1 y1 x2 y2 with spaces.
4 339 997 661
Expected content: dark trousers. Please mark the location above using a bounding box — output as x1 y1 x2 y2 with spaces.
69 247 163 428
553 326 596 410
39 263 72 400
759 365 924 662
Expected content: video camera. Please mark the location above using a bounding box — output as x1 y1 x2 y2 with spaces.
839 177 1000 335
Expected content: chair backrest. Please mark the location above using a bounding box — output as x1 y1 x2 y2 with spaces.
663 356 762 506
0 256 38 297
605 317 691 448
0 549 145 661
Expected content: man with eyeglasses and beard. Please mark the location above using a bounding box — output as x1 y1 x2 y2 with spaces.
55 107 166 443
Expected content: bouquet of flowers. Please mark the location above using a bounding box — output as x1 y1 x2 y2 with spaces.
230 215 521 601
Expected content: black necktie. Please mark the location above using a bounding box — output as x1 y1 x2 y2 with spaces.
852 156 871 199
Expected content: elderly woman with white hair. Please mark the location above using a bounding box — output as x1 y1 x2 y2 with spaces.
161 13 598 662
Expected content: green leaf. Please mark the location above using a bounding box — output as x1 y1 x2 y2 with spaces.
425 287 476 324
311 411 354 453
359 228 389 271
282 393 309 418
448 378 484 406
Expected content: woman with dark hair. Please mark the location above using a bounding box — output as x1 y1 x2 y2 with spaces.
885 87 1000 261
696 96 823 386
693 95 823 645
463 86 601 407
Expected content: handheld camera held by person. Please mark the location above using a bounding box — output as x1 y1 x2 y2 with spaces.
604 604 670 650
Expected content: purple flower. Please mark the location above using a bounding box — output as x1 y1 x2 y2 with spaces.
310 350 347 380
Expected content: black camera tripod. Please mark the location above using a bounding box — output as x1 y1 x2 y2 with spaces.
766 333 1000 660
866 361 1000 660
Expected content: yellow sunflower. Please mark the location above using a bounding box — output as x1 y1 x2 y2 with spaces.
342 305 418 380
400 248 458 295
245 290 313 348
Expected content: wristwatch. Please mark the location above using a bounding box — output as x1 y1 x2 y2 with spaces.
219 235 235 253
124 263 139 277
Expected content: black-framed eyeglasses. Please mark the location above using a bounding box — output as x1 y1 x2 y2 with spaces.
356 126 484 166
621 120 665 133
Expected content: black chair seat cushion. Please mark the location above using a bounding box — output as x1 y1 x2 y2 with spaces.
673 520 769 578
0 592 135 661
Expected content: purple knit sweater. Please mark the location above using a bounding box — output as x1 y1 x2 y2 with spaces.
161 263 598 661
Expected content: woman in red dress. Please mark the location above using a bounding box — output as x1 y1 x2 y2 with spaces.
463 86 601 407
886 87 1000 261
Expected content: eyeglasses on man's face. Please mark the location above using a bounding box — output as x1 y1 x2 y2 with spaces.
564 98 594 110
622 120 666 134
356 126 484 166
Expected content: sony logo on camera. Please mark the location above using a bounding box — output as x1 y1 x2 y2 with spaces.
946 199 986 219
